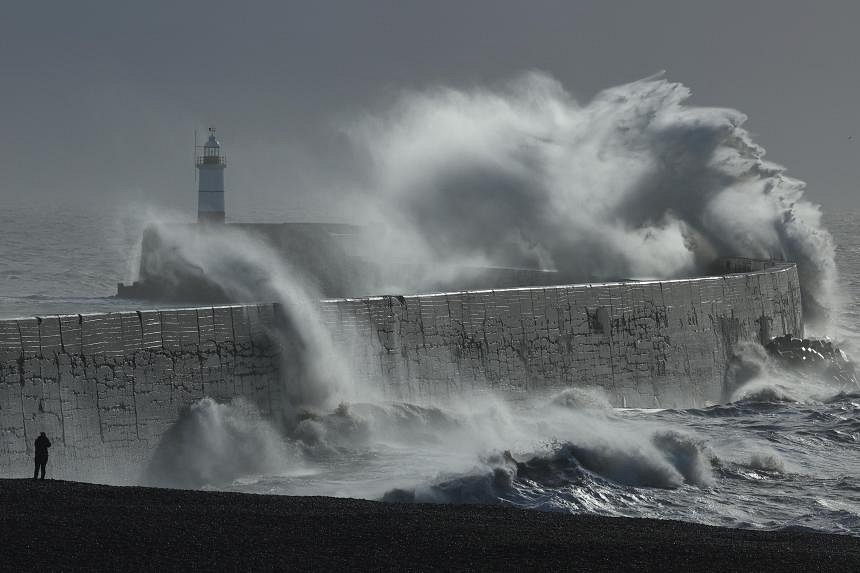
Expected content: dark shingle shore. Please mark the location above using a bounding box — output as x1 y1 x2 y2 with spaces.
1 478 858 571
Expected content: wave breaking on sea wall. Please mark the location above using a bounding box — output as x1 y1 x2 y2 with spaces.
120 74 855 532
348 71 837 319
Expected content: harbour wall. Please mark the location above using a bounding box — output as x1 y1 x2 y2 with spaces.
0 263 802 479
324 262 803 407
0 305 282 481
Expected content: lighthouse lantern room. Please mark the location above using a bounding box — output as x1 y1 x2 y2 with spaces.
196 128 227 223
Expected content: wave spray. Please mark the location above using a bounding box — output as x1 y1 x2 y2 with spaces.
350 72 837 323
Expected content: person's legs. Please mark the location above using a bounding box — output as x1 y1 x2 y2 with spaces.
39 458 47 479
33 458 39 480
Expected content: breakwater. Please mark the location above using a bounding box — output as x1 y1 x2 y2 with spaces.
325 262 802 407
0 305 281 481
0 263 802 479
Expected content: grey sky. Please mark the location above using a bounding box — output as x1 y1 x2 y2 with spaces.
2 0 858 214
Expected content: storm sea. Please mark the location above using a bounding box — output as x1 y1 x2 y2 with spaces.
1 198 859 537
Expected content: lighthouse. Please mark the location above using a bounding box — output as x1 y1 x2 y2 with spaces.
196 128 226 223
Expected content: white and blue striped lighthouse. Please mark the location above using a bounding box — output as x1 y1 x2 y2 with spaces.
196 128 226 223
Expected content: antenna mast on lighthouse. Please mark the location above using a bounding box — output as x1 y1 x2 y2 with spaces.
196 127 227 223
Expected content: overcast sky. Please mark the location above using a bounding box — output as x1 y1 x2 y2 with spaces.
2 0 858 216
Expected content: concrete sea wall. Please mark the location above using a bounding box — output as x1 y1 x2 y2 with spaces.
1 263 802 479
0 305 281 481
323 263 803 408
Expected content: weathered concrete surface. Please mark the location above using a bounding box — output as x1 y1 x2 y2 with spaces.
1 264 802 480
323 263 803 408
0 305 281 481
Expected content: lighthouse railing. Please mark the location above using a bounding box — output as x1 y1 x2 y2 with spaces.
196 154 227 166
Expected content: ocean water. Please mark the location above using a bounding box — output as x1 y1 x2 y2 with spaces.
1 200 859 536
0 197 148 318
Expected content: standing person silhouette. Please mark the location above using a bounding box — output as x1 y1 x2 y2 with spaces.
33 432 51 480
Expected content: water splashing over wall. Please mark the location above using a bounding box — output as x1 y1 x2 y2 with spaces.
349 72 837 321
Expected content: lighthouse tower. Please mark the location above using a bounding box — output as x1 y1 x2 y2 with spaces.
196 128 226 223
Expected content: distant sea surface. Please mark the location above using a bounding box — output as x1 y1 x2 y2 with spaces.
2 199 860 536
0 197 319 318
0 197 146 318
